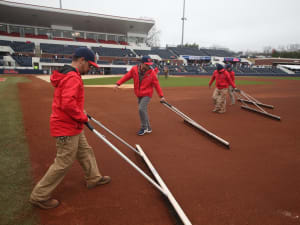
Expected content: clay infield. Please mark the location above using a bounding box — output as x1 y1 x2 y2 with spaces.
19 76 300 225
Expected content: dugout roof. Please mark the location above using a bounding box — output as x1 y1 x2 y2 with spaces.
0 1 154 35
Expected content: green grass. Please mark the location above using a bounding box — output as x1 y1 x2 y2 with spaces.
84 76 270 87
0 77 38 225
249 76 300 80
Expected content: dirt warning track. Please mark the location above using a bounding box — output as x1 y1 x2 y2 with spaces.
19 76 300 225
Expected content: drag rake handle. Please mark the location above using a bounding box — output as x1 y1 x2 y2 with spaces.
234 90 281 121
87 115 192 224
87 114 141 156
160 101 230 148
84 122 167 196
136 145 192 225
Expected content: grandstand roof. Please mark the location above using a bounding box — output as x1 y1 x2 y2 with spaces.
0 1 154 35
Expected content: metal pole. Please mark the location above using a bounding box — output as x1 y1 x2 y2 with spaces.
59 0 62 9
85 122 167 196
181 0 186 46
88 115 141 156
136 145 192 225
161 101 230 148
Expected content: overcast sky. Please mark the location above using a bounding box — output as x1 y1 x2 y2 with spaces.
11 0 300 52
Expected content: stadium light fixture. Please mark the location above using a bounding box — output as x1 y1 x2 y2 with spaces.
72 32 80 37
181 0 187 46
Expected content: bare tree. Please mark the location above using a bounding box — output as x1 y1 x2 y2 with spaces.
263 46 272 55
278 45 286 51
287 44 300 52
145 25 161 47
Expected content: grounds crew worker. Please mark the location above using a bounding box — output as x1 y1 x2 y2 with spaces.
209 63 237 113
30 47 111 209
114 55 165 136
225 64 236 105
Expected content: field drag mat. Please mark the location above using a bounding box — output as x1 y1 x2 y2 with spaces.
235 89 281 121
161 100 230 149
88 114 192 224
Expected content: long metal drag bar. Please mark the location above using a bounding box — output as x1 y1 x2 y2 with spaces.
161 101 230 148
87 115 193 224
85 122 167 196
234 90 281 121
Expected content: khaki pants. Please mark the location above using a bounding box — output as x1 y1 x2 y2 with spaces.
212 88 228 112
30 131 102 201
228 86 235 104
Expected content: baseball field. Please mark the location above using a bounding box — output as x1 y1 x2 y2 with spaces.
1 75 300 225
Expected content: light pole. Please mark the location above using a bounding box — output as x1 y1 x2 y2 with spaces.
181 0 187 46
59 0 62 9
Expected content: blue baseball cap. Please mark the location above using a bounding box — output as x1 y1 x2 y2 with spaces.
141 55 153 65
225 64 232 69
74 47 99 68
216 63 224 71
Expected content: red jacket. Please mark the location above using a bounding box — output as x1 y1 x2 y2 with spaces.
209 69 236 89
116 65 164 98
227 70 235 85
50 65 88 137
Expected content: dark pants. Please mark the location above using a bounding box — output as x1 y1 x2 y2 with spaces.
138 96 151 130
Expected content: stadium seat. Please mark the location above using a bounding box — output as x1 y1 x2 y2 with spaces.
92 47 136 57
53 37 74 41
25 34 48 39
40 43 84 54
75 37 97 43
12 55 32 67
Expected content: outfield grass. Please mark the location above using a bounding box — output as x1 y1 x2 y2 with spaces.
84 76 270 87
0 77 38 225
250 76 300 80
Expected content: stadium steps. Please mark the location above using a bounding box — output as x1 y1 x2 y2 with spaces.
277 66 295 74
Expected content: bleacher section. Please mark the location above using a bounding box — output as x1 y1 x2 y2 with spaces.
25 34 48 39
0 39 294 76
0 31 20 37
40 57 72 64
134 48 176 59
40 43 83 55
234 66 289 75
168 47 234 57
253 67 284 74
203 65 217 73
11 42 35 53
92 47 136 57
184 65 203 73
202 49 235 57
168 47 207 56
97 60 110 64
110 67 127 74
1 30 129 46
75 38 97 43
129 61 139 65
12 55 32 67
112 60 126 65
0 40 35 52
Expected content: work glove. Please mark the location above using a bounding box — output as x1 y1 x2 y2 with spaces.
234 88 241 93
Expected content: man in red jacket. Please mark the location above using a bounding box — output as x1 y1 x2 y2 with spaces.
225 64 236 105
30 47 110 209
114 55 165 135
209 64 236 113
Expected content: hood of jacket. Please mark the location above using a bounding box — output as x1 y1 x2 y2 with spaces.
50 65 79 88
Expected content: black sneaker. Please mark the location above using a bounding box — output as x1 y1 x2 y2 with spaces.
137 128 147 136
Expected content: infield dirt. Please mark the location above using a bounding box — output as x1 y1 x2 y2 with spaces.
19 76 300 225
